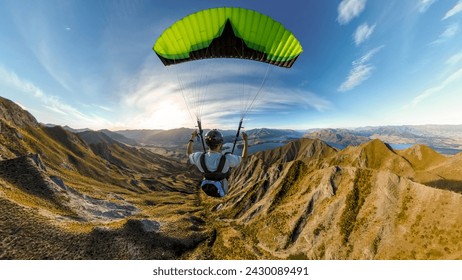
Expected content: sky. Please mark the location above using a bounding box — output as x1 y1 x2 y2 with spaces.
0 0 461 130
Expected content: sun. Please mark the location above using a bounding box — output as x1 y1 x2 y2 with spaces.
138 100 192 129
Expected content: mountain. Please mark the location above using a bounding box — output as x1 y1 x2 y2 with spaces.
99 129 138 146
61 125 91 133
245 128 303 140
111 125 462 156
114 129 163 145
397 144 447 170
144 127 196 146
0 96 206 259
356 124 462 139
113 127 303 147
304 128 370 148
1 95 461 260
0 97 38 128
205 138 462 259
306 125 462 155
111 127 304 157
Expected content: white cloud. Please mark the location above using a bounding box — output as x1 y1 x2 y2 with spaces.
339 46 384 92
118 59 332 129
120 77 192 129
0 65 111 128
446 51 462 65
249 87 332 113
356 46 383 64
410 67 462 107
337 0 367 25
92 104 114 112
354 23 376 45
431 23 459 44
441 23 459 37
0 66 45 99
442 0 462 20
417 0 437 13
338 64 374 92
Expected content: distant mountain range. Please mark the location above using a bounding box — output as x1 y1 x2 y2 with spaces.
1 95 461 260
109 127 303 145
79 127 306 156
305 126 462 155
90 125 462 156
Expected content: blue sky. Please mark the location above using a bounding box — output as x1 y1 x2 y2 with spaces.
0 0 461 130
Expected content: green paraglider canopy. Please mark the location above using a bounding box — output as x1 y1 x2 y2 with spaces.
154 7 303 68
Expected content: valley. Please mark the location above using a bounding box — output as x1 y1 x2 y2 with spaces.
1 96 461 260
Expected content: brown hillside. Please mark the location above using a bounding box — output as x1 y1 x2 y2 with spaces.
253 138 337 167
198 138 462 260
398 144 447 170
331 139 415 177
423 152 462 193
1 96 461 260
221 139 337 219
0 195 206 259
0 96 210 259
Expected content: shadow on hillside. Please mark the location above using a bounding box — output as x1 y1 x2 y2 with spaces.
425 179 462 194
0 202 209 260
0 155 60 204
84 219 208 259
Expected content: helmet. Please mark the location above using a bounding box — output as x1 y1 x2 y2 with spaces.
204 129 223 147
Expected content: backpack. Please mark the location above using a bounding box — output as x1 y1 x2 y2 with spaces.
199 153 231 197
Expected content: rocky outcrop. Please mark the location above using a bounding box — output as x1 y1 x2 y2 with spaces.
0 97 38 128
0 154 139 222
0 154 54 201
0 197 206 259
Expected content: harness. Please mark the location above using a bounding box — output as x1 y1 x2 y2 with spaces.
199 153 231 181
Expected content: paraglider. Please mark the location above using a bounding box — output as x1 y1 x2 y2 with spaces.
154 7 302 68
187 129 248 197
153 7 302 197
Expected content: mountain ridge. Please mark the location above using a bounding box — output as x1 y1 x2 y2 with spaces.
209 136 462 259
307 126 462 154
0 95 461 260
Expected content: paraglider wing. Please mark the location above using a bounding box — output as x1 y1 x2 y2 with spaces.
153 7 303 68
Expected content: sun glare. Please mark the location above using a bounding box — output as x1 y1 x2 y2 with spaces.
138 100 191 129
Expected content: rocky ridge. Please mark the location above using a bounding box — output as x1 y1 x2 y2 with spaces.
204 138 462 259
1 96 461 260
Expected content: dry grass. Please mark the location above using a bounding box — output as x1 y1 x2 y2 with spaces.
1 101 462 260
